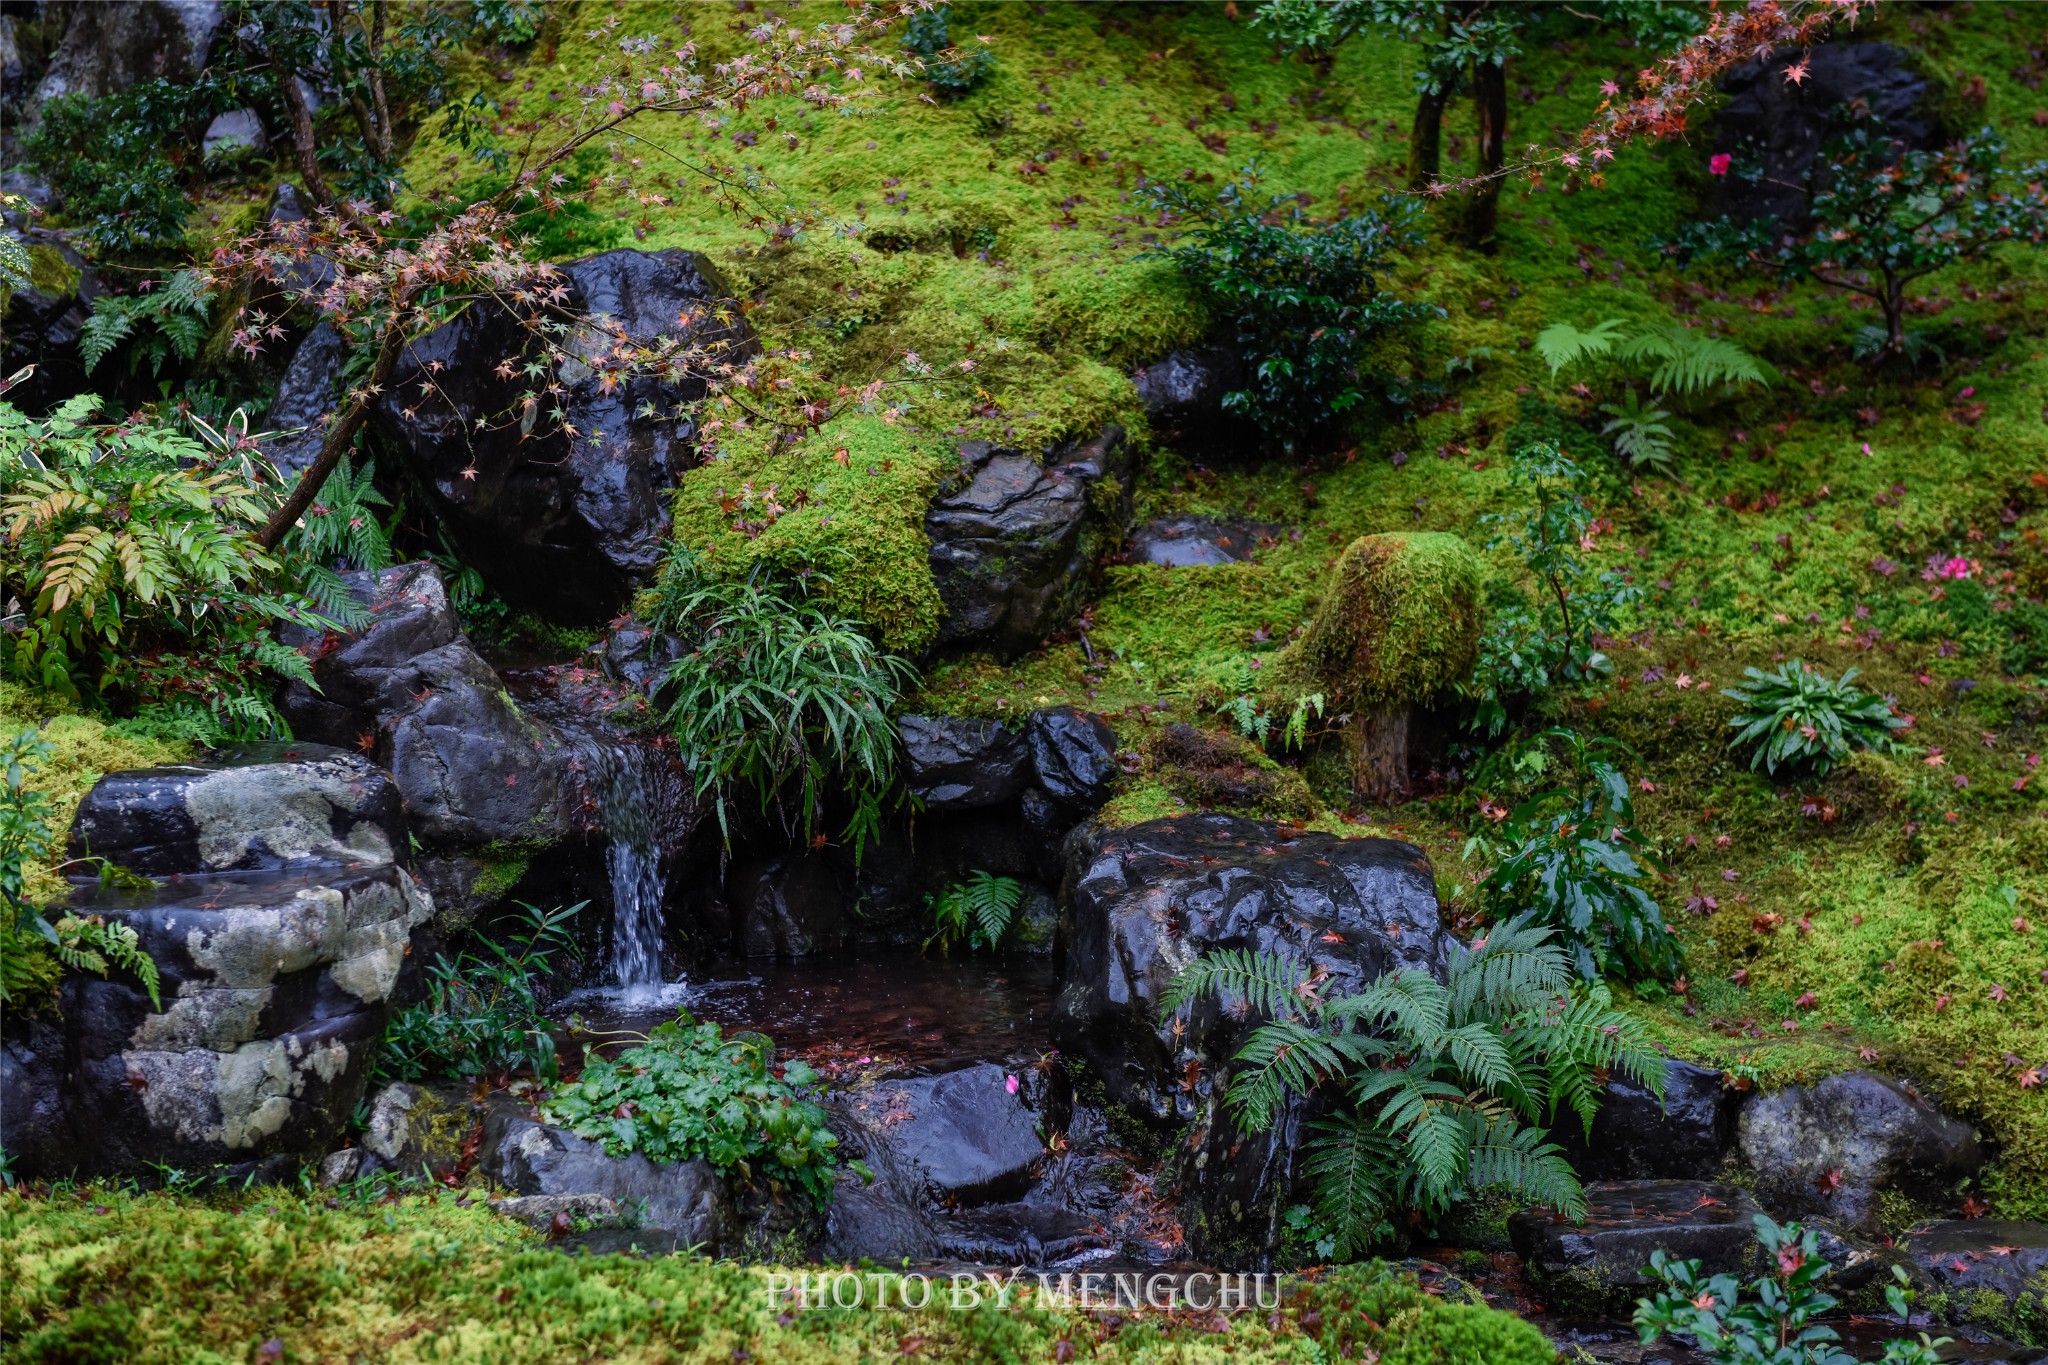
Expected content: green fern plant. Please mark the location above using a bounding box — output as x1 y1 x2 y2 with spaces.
925 871 1024 954
78 271 214 378
1163 915 1664 1259
1616 322 1772 398
1597 390 1677 475
1535 318 1626 378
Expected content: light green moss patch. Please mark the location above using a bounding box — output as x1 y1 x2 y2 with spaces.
1280 532 1484 709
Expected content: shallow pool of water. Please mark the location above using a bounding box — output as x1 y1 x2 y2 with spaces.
558 951 1057 1076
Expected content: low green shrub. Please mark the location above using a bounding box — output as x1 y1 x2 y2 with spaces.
375 901 583 1083
1722 660 1907 777
901 5 994 98
541 1017 843 1207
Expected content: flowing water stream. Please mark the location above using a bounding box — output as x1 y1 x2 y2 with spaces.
572 735 676 1008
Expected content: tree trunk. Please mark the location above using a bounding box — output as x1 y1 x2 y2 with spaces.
274 55 338 212
1408 84 1449 192
1883 273 1907 361
1346 706 1413 807
1467 57 1508 249
256 325 405 550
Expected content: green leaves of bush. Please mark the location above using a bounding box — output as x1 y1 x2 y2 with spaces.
1164 917 1664 1260
901 5 994 99
542 1017 843 1207
1467 729 1677 982
375 901 584 1083
1721 660 1906 777
1140 165 1439 454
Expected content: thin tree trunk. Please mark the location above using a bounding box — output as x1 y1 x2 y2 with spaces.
1467 57 1507 248
274 55 338 212
1408 84 1449 192
1883 273 1906 360
1347 706 1414 806
257 326 405 550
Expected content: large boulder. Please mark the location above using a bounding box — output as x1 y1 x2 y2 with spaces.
925 428 1134 658
1706 43 1941 226
371 248 749 624
1055 813 1448 1263
68 743 405 876
261 320 346 478
281 562 561 854
838 1063 1047 1205
61 858 431 1176
1131 345 1256 460
899 715 1032 811
1511 1180 1768 1315
0 236 97 413
477 1100 734 1251
1552 1059 1739 1182
0 1015 69 1176
1738 1071 1983 1232
1028 707 1120 810
31 0 221 107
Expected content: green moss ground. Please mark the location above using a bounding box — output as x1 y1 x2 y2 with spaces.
0 1185 1550 1365
382 1 2048 1213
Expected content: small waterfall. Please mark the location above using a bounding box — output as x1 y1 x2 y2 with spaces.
578 739 670 1003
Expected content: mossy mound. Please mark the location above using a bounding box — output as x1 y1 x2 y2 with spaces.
0 1185 1550 1365
1283 532 1484 710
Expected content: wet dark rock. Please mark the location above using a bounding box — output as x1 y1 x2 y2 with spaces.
0 237 96 411
358 1080 475 1181
31 0 221 106
0 1015 68 1175
1554 1059 1739 1182
598 618 684 705
1028 707 1119 809
935 1202 1113 1265
68 743 405 877
478 1100 735 1250
1903 1220 2048 1342
1131 345 1256 458
725 851 850 958
1707 43 1939 226
1125 517 1276 568
202 108 266 160
1056 813 1447 1264
840 1063 1045 1206
900 715 1032 811
261 320 346 477
1738 1071 1983 1231
58 860 431 1176
262 183 341 297
1056 813 1447 1128
925 428 1133 658
818 1095 942 1263
371 249 749 625
1511 1180 1767 1314
280 562 562 851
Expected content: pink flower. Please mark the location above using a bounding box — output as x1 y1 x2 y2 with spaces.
1709 153 1733 176
1942 556 1973 579
1005 1073 1020 1095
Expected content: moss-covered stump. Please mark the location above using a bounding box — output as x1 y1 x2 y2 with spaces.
1283 533 1483 805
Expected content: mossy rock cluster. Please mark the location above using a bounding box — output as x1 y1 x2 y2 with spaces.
1282 533 1484 710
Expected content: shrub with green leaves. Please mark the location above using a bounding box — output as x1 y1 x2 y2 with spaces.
925 871 1023 953
1164 915 1663 1260
375 901 583 1083
0 397 331 739
1140 166 1439 454
541 1017 844 1207
646 543 916 853
1722 661 1906 778
1469 443 1641 735
1466 728 1677 981
1636 1214 1946 1365
901 5 993 98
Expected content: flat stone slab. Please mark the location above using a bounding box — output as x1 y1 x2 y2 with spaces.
1511 1180 1765 1314
843 1063 1045 1205
1125 517 1277 567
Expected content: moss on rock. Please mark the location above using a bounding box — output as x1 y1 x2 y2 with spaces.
1283 533 1484 710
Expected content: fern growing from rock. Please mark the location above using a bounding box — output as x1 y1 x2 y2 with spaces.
1163 915 1664 1259
925 871 1024 953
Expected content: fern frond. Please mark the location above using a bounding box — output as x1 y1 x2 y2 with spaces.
1535 318 1625 378
1446 916 1571 1023
1619 323 1772 397
1225 1016 1348 1129
1301 1112 1401 1258
1463 1111 1586 1220
1161 947 1315 1023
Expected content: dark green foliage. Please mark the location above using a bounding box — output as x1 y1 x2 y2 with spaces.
646 542 916 853
541 1017 845 1206
901 6 993 99
1140 166 1439 454
1469 443 1641 734
1164 916 1663 1259
0 398 329 739
925 870 1023 953
78 271 214 378
1597 390 1677 475
1670 113 2048 362
1635 1214 1946 1365
374 901 583 1083
1721 660 1907 778
1467 728 1677 981
21 79 238 256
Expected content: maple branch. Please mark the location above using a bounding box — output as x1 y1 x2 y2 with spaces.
257 324 405 550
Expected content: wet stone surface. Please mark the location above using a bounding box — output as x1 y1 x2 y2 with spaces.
1510 1180 1766 1315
